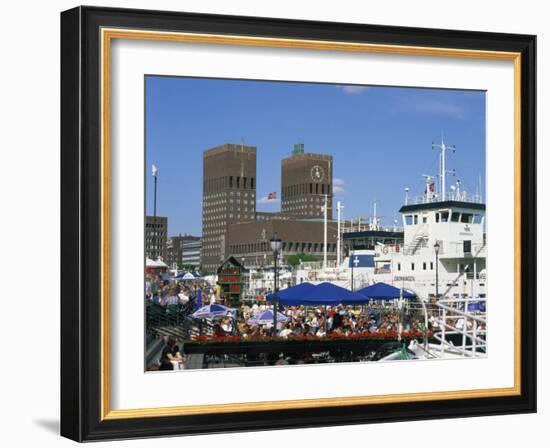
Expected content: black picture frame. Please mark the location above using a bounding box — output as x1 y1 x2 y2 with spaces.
61 5 536 442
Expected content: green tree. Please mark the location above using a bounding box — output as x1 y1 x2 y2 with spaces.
286 252 318 267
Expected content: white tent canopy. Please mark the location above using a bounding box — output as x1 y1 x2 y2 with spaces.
146 258 168 268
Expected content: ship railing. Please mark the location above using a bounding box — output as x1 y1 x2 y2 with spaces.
431 297 487 358
341 225 404 233
405 193 484 206
300 260 341 270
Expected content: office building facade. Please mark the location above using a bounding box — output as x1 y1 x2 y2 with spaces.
201 143 257 272
166 234 201 269
145 215 168 260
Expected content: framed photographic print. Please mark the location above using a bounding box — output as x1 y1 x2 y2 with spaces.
60 6 537 441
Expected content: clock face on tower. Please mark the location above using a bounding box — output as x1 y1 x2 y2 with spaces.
310 165 325 182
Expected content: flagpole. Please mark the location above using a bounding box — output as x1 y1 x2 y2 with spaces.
336 201 341 266
323 194 328 270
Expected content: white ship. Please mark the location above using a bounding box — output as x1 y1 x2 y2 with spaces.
295 138 487 304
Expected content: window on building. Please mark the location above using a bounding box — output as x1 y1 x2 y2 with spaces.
413 215 418 225
229 176 233 188
405 215 413 225
463 240 472 253
423 262 427 270
430 262 434 270
236 177 240 188
435 213 440 223
411 262 415 271
451 212 460 222
423 216 427 223
440 211 449 222
461 213 473 223
243 177 247 189
321 184 325 194
397 263 401 271
309 183 313 194
473 213 483 224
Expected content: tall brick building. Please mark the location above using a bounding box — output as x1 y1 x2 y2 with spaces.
281 148 333 219
199 142 337 272
201 143 257 272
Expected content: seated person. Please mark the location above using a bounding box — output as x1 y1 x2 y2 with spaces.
171 344 187 370
212 323 226 338
159 337 184 370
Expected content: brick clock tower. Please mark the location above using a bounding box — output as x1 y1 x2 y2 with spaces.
281 145 333 219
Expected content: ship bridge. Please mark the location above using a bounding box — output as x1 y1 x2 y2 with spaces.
398 200 486 260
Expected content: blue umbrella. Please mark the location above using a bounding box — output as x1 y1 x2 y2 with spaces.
269 282 367 306
176 271 200 280
192 304 235 319
266 282 317 305
356 282 416 300
248 309 290 326
301 282 368 306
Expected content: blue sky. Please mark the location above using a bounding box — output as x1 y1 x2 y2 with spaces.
145 76 485 236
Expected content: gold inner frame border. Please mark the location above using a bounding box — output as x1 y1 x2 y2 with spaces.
99 27 522 420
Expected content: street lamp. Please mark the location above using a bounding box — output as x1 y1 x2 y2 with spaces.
241 257 246 305
270 234 282 335
151 164 158 259
434 242 440 300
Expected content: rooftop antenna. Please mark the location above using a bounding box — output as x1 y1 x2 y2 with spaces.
404 187 410 205
293 142 305 156
432 134 456 201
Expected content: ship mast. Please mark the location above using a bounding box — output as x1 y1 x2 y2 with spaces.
432 135 456 201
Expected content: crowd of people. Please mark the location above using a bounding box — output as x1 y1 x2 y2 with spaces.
205 303 428 341
145 273 217 308
147 277 436 370
145 273 429 340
